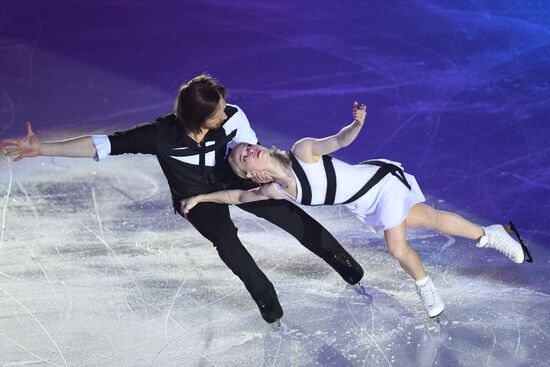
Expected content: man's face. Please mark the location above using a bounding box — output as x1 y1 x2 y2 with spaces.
202 98 227 130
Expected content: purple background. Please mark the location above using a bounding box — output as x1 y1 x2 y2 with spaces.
3 0 549 247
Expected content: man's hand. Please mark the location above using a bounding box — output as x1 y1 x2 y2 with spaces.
180 196 202 217
254 171 273 184
0 122 43 161
353 101 367 125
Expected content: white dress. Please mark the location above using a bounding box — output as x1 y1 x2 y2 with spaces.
274 154 425 233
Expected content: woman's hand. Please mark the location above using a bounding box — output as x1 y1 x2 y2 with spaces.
0 122 43 161
180 196 202 217
353 101 367 125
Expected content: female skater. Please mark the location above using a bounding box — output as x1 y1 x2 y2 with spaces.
180 102 529 318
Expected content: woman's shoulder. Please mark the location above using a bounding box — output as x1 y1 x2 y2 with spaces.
291 138 320 164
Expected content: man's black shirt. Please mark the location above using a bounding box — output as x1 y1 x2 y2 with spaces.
93 104 259 212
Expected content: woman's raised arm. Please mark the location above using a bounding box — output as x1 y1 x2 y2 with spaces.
292 102 367 162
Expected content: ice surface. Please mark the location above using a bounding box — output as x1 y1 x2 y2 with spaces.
0 156 548 366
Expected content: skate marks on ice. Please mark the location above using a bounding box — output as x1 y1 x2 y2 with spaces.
0 157 549 366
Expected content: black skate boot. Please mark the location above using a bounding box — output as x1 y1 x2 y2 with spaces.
253 288 283 324
324 251 364 285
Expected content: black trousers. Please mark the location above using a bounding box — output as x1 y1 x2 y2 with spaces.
184 198 364 303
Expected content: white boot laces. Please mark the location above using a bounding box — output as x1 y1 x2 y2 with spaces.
418 281 436 308
488 231 516 260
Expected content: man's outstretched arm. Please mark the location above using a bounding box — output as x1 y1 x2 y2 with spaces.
0 122 96 161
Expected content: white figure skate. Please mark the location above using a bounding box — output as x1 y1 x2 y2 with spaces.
477 224 525 263
415 276 444 318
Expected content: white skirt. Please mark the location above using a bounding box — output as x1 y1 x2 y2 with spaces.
345 170 425 233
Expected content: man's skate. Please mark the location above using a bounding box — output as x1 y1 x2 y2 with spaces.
325 251 364 285
254 288 283 324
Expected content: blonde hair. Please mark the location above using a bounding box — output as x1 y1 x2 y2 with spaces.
228 143 291 180
228 143 248 179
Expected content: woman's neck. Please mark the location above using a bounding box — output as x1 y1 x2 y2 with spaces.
271 166 294 188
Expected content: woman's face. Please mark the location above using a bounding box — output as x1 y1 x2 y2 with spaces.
232 143 271 178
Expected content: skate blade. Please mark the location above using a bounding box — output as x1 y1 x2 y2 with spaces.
272 318 289 336
429 310 443 323
423 312 444 335
506 221 533 263
268 318 281 331
352 282 373 304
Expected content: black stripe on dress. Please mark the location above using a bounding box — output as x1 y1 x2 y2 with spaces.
322 155 337 205
289 152 312 205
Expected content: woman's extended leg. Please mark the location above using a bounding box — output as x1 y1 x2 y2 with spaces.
405 203 524 263
384 221 426 280
384 221 444 317
405 203 483 239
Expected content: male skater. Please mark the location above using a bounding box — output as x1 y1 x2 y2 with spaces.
0 74 363 323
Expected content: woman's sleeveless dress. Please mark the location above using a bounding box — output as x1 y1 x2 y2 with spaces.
273 154 425 232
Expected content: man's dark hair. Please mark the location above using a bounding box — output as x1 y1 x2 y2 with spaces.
174 74 227 134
